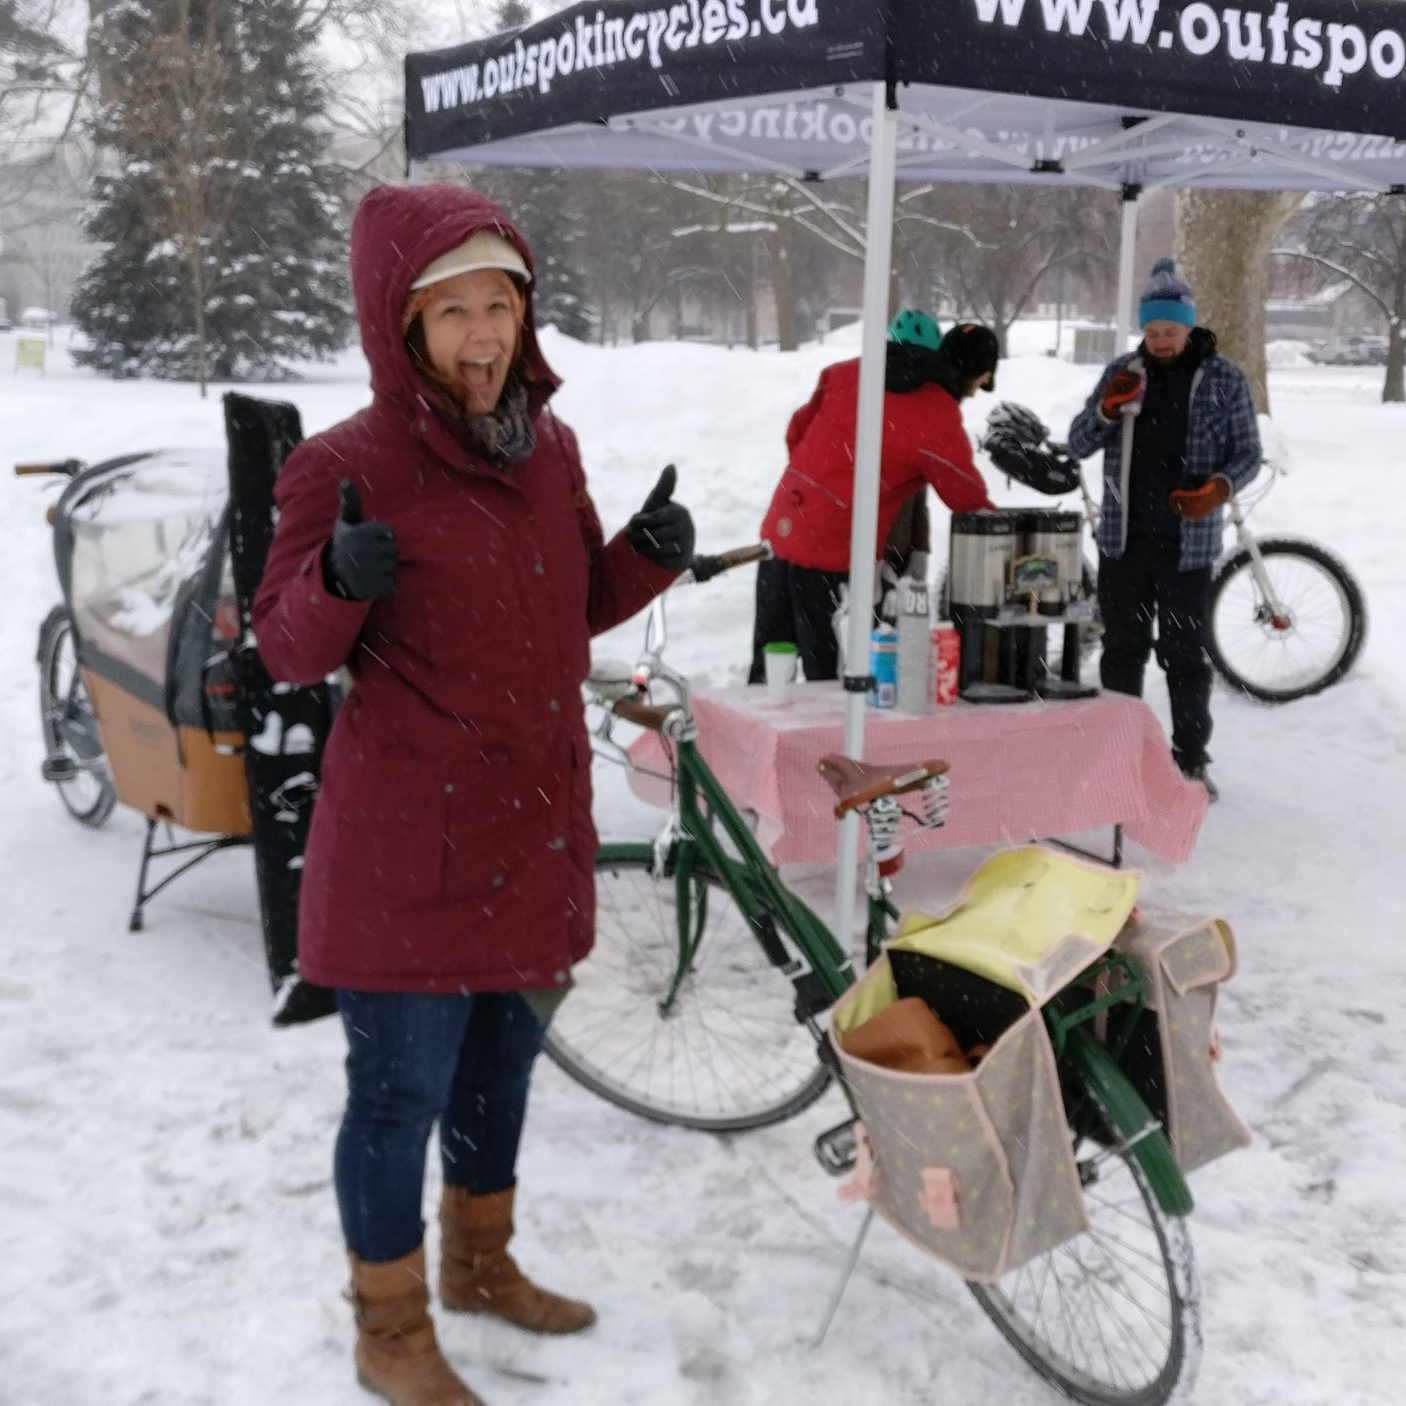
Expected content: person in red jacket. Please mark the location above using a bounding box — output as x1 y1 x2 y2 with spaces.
253 182 691 1406
749 316 999 681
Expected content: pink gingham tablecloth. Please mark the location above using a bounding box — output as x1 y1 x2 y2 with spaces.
626 682 1208 864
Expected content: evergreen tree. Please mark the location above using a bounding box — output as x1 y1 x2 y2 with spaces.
72 0 352 387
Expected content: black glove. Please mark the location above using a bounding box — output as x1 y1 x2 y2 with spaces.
325 479 397 600
626 464 695 571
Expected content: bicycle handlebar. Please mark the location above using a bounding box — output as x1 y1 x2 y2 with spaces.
681 541 772 584
13 459 82 478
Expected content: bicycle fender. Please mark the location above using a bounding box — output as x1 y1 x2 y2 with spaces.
1065 1028 1194 1218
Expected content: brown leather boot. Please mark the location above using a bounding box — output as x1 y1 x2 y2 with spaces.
438 1186 596 1334
348 1245 486 1406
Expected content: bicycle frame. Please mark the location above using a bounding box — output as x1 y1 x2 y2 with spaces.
599 634 901 1021
603 731 858 1020
589 579 1193 1217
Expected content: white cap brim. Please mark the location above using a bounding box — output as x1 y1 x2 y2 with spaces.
410 231 531 290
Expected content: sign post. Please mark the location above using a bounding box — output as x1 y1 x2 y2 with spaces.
15 337 46 375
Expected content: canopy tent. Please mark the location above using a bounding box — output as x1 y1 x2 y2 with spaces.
405 0 1406 932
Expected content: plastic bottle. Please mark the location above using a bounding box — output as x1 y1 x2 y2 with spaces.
869 625 898 709
896 577 931 713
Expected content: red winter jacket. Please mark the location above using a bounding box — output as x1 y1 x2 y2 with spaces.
252 184 674 993
759 356 995 571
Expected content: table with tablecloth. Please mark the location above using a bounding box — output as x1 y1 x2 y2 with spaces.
626 682 1208 865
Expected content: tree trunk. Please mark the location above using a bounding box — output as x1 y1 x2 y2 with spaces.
769 238 798 351
745 238 760 350
1175 190 1303 414
1384 318 1404 403
191 254 208 398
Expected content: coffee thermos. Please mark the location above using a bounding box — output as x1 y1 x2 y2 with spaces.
948 511 1030 703
1022 509 1084 615
948 508 1094 702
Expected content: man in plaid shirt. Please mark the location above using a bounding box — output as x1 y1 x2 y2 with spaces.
1069 258 1261 801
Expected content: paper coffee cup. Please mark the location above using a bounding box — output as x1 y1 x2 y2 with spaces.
763 642 799 704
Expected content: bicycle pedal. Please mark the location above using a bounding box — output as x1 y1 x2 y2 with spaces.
41 755 79 783
814 1117 859 1176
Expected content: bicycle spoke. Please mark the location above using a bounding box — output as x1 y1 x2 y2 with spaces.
1211 544 1362 700
546 855 829 1130
967 1085 1196 1404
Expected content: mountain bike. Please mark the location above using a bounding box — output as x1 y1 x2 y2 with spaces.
981 403 1368 703
554 544 1202 1406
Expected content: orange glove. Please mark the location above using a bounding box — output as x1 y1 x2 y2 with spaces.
1100 368 1145 419
1169 478 1232 519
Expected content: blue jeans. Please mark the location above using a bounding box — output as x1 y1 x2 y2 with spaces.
333 989 547 1263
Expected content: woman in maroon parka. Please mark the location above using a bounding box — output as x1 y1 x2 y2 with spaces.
253 182 692 1406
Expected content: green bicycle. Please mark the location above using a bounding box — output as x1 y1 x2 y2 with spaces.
549 545 1201 1406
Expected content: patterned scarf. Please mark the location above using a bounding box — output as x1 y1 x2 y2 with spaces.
464 373 536 467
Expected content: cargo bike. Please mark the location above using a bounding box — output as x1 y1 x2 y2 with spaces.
555 551 1249 1405
17 395 338 1024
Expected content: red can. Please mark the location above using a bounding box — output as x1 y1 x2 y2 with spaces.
932 623 960 706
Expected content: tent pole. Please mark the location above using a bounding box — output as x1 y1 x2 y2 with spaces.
833 81 899 956
1114 184 1141 352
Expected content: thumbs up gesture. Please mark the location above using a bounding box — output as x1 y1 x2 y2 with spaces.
326 478 398 600
626 464 695 571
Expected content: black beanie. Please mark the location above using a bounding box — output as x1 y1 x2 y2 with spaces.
939 323 1000 392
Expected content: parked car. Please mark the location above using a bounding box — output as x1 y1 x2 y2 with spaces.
1308 334 1389 366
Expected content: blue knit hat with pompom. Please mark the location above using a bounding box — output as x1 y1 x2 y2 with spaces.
1138 257 1197 328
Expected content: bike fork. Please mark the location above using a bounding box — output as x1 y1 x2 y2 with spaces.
1230 503 1291 628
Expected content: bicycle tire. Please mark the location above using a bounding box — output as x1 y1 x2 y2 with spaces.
1208 538 1367 703
967 1060 1200 1406
544 848 832 1132
38 606 118 828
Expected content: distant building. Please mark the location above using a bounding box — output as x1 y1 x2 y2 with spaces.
1264 281 1384 342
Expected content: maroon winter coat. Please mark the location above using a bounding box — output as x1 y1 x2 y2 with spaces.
253 184 674 993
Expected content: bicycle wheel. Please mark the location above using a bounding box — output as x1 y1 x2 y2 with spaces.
544 848 832 1131
38 607 117 827
967 1075 1200 1406
1209 538 1367 702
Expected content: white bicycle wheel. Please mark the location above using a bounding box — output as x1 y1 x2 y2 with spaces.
1209 539 1366 702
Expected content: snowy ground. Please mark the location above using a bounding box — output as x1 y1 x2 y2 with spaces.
1 321 1402 1405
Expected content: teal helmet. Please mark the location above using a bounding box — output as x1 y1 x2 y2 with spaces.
887 308 942 351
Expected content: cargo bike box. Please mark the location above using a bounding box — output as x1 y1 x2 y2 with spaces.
27 396 337 1022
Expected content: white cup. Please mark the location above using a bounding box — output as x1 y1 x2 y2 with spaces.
763 644 799 705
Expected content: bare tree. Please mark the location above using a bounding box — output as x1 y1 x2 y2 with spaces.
1275 192 1406 403
658 171 867 348
565 171 712 343
1 1 81 145
1175 189 1304 414
894 183 1117 351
